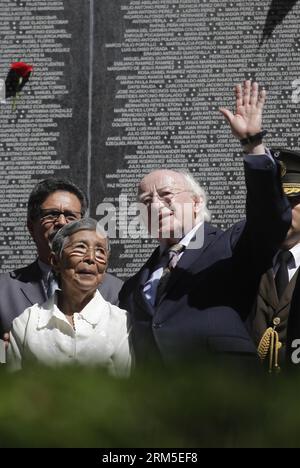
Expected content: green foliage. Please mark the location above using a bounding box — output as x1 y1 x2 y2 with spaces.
0 362 299 448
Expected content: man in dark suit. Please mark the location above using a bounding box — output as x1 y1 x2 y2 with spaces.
119 81 291 368
0 178 123 341
250 148 300 372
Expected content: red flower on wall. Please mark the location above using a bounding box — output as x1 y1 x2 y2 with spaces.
5 61 33 99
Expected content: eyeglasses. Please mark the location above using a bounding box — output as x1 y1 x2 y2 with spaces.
66 242 108 262
39 209 82 224
140 190 193 207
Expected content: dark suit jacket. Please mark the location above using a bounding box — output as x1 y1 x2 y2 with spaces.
0 261 124 335
119 156 291 367
250 266 300 369
249 268 299 366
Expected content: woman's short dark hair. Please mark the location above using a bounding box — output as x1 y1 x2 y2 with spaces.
27 178 88 222
51 218 110 257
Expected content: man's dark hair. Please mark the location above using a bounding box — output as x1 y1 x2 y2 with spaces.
27 178 88 222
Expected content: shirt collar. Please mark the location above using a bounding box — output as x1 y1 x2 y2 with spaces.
290 243 300 270
273 244 300 270
159 222 203 255
37 290 108 329
37 259 52 280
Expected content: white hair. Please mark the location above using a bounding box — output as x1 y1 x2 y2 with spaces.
138 169 211 222
178 170 211 222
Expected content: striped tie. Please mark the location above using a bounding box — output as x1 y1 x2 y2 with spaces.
155 243 185 306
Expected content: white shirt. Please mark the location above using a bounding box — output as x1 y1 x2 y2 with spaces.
8 290 131 377
144 222 203 306
273 243 300 282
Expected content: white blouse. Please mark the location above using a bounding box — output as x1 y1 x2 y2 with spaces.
8 290 131 377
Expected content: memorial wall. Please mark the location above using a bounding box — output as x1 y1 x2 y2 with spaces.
0 0 299 279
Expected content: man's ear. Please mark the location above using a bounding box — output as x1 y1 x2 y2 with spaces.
50 252 60 274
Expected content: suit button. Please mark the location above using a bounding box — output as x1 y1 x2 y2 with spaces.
153 323 162 329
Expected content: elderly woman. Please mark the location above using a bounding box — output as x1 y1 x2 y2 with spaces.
7 218 131 376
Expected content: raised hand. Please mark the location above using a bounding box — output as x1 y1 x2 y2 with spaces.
220 80 266 140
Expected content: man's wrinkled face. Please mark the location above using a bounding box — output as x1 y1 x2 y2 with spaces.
284 195 300 248
138 170 203 241
53 230 108 293
28 191 82 264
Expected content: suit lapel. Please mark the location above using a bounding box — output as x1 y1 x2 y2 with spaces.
133 247 160 317
137 247 161 287
19 261 47 306
277 269 300 312
156 223 219 308
259 269 278 310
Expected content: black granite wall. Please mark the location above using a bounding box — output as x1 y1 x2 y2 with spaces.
0 0 299 279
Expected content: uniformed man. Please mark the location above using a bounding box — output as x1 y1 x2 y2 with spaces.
250 148 300 372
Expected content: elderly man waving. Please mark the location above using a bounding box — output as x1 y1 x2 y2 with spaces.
119 81 291 368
